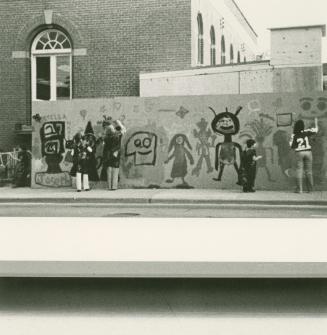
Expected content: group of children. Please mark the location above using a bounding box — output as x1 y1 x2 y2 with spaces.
70 119 126 192
69 117 318 193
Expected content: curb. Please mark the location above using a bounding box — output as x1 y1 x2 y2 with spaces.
0 197 326 206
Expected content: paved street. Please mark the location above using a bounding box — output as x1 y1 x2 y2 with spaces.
0 202 326 217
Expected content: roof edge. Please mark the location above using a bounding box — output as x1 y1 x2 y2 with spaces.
269 24 326 37
230 0 258 37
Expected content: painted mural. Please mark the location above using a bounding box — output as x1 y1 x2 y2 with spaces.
209 106 243 185
31 93 327 190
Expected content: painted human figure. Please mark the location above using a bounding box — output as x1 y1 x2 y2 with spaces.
272 130 294 177
209 106 243 184
165 134 194 187
192 118 216 177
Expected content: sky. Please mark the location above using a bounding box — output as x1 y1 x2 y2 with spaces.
235 0 327 61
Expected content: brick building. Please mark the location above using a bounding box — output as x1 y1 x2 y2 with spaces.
0 0 258 151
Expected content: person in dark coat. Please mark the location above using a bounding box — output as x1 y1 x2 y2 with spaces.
13 145 31 187
70 132 92 192
83 121 99 182
240 139 262 193
102 120 126 190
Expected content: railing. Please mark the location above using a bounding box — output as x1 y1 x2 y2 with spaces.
0 151 20 183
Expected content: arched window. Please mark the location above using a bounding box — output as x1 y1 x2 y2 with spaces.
243 56 247 63
31 29 72 101
210 26 216 66
197 13 204 65
230 44 234 63
237 51 241 63
221 35 226 64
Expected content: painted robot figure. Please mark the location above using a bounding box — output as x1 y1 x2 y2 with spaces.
165 134 194 187
209 106 243 184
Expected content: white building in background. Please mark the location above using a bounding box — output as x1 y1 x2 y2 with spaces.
191 0 259 67
141 23 326 97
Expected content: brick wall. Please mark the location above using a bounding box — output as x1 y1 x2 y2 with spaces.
0 0 191 150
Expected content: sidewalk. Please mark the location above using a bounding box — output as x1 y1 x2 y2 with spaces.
0 187 326 206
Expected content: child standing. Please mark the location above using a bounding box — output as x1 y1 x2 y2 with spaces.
13 145 31 187
70 132 92 192
102 120 126 190
241 139 262 193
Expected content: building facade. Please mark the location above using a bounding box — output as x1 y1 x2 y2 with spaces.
0 0 257 151
140 25 326 97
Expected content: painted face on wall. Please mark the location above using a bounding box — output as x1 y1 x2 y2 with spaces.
299 97 327 119
211 112 240 135
175 135 184 145
125 131 158 166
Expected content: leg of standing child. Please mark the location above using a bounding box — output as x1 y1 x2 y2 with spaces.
242 167 250 192
76 172 82 191
83 173 90 191
107 166 112 189
303 151 313 192
295 152 304 193
111 167 119 190
247 166 256 192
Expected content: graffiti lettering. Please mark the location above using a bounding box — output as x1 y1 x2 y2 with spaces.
35 171 72 188
43 114 67 121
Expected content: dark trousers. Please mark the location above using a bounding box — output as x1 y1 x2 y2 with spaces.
243 166 256 191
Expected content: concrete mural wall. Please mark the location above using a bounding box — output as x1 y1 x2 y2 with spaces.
31 92 327 190
140 64 322 97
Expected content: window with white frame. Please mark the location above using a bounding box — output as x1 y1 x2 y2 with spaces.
31 29 72 101
197 13 204 65
237 51 241 63
230 44 234 63
210 26 216 66
221 35 226 64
